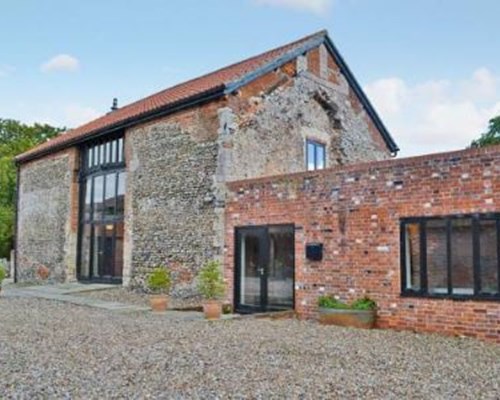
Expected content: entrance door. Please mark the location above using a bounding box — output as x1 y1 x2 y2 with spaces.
235 225 294 313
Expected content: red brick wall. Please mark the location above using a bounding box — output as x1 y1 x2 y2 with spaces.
225 145 500 342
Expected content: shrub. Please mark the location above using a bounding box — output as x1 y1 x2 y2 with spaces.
197 260 224 300
318 295 376 310
147 266 172 294
0 265 5 284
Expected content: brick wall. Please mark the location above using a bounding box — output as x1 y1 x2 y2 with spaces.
225 145 500 342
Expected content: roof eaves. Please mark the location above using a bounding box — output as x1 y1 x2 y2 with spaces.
15 84 227 164
323 36 399 154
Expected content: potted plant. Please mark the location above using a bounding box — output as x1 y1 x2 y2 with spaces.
0 265 6 295
147 266 172 312
318 295 377 329
197 260 225 320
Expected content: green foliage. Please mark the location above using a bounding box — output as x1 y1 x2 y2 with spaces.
351 297 377 310
0 119 63 259
197 260 225 300
318 295 377 310
0 264 6 284
147 266 172 294
470 115 500 148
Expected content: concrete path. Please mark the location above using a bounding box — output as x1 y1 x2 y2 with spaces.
1 282 236 321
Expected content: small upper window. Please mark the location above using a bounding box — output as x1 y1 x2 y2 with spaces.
306 139 326 171
85 136 124 171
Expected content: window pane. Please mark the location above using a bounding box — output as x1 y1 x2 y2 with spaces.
451 218 474 295
118 138 124 162
116 172 126 215
307 142 315 171
426 220 448 294
87 147 93 168
104 173 116 218
267 226 294 307
105 142 110 164
111 140 117 163
113 222 124 278
93 175 104 221
92 225 103 277
93 146 99 166
316 144 325 170
479 219 499 294
84 177 92 221
99 144 105 164
404 223 421 290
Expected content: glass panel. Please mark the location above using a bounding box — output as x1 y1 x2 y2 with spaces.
93 175 104 221
239 231 262 307
105 142 110 164
118 138 124 162
267 226 294 308
316 144 325 170
92 225 102 278
116 172 126 215
114 222 124 277
102 223 114 277
307 142 315 171
80 223 91 279
451 218 474 295
427 219 448 294
404 223 421 290
104 173 116 218
479 219 498 294
99 144 105 164
87 147 93 168
111 140 117 163
93 146 99 166
83 177 92 221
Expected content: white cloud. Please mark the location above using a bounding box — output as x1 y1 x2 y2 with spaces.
40 54 80 73
364 68 500 157
0 64 15 78
253 0 333 14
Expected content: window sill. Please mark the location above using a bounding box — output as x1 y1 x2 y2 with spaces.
401 291 500 302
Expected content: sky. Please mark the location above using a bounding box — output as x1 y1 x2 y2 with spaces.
1 0 499 157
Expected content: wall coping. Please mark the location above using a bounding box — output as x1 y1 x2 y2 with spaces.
227 144 500 189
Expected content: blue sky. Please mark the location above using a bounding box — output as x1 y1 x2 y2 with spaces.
1 0 499 156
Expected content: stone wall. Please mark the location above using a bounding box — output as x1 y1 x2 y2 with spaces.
225 145 500 342
17 149 79 283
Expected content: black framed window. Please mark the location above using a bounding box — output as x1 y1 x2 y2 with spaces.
401 213 500 300
306 139 326 171
78 134 126 282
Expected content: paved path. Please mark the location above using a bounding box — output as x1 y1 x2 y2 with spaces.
2 282 237 321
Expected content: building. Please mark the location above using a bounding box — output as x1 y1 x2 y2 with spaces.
15 30 397 299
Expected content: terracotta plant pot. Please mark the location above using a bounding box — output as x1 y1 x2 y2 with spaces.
202 300 222 320
150 295 169 312
318 308 376 329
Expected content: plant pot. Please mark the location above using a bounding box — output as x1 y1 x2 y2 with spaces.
150 295 169 312
202 300 222 320
318 307 376 329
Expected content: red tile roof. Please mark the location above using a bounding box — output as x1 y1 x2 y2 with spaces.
17 30 327 163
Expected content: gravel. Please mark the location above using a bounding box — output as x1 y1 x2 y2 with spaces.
0 297 498 399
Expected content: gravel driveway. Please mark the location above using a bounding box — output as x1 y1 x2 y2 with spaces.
0 297 498 399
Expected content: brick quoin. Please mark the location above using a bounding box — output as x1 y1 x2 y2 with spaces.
225 145 500 343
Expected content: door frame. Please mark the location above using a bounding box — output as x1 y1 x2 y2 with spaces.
234 224 295 313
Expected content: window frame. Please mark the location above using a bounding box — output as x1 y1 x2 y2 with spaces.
400 213 500 302
306 139 326 171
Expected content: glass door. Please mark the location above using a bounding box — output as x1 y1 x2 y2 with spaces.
235 225 294 313
235 227 268 312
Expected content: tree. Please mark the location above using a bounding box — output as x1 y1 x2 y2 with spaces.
470 115 500 148
0 119 63 258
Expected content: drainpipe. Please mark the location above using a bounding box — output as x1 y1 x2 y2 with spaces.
13 164 20 283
